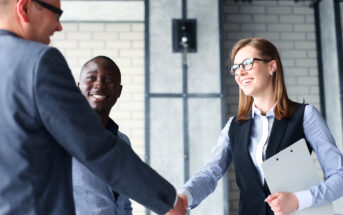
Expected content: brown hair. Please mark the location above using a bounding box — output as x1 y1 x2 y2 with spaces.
230 37 297 121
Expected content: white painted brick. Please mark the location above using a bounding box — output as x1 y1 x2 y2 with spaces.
293 7 314 15
106 41 131 48
67 32 92 40
280 1 306 6
307 50 317 58
241 23 267 31
60 23 78 31
223 5 239 14
311 86 319 94
241 6 266 14
79 41 104 49
119 32 144 40
105 23 131 31
280 15 305 23
66 49 92 57
296 59 317 67
120 49 144 57
226 14 252 23
282 59 296 67
309 68 319 76
223 23 240 31
254 32 280 40
268 24 293 32
294 24 315 32
91 50 119 58
132 58 144 66
284 77 297 85
284 68 308 76
132 93 145 101
226 32 254 40
280 32 306 40
253 15 278 23
79 23 105 31
124 84 144 93
303 95 320 103
295 41 316 50
250 1 277 6
274 41 294 49
267 6 292 14
306 15 315 24
307 32 316 40
52 40 78 49
132 75 144 84
287 86 310 94
51 32 65 40
132 41 144 49
132 23 144 31
93 32 118 40
297 77 318 85
115 58 132 67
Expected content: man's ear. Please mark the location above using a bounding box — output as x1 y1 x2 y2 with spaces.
117 85 123 98
17 0 31 22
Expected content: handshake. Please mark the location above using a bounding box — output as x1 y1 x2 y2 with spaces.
166 194 188 215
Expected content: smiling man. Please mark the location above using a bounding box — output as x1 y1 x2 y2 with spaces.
73 56 132 215
0 0 186 214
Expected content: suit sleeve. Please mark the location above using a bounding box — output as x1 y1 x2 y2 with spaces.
33 47 176 214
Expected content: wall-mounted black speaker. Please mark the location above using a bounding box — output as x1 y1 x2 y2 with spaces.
172 19 197 53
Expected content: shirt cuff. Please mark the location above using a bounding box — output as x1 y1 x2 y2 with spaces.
173 189 178 207
295 190 313 211
178 188 193 207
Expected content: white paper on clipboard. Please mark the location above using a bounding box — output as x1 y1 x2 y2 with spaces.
261 139 334 215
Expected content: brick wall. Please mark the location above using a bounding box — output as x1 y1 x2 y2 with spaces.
51 22 145 215
222 1 319 214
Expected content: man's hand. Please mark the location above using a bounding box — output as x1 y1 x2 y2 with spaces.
265 192 299 215
166 194 188 215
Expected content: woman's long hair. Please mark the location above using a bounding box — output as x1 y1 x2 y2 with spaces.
230 37 297 121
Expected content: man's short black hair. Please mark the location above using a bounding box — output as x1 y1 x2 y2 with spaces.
80 56 121 83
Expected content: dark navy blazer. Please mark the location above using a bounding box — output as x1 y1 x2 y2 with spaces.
0 29 175 215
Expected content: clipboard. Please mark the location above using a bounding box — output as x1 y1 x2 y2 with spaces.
261 139 334 215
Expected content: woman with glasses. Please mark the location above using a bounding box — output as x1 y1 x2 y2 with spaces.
177 37 343 215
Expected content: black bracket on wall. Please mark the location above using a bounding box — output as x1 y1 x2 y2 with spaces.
172 19 197 53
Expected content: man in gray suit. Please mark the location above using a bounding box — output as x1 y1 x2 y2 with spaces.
0 0 186 214
73 56 133 215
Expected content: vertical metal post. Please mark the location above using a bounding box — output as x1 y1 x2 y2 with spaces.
181 0 190 185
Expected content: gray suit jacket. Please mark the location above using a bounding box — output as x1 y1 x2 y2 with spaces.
0 29 175 215
73 119 132 215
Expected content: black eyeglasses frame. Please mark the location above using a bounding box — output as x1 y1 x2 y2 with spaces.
32 0 63 20
229 57 271 76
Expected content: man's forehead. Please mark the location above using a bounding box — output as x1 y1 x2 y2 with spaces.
81 62 119 77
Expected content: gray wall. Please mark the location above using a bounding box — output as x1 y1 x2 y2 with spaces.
148 0 226 214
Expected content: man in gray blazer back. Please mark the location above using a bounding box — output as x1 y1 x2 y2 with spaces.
0 0 186 214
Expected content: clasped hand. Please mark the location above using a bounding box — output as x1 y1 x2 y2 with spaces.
265 192 299 215
166 194 188 215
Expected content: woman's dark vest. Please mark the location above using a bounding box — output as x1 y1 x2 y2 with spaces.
229 104 312 215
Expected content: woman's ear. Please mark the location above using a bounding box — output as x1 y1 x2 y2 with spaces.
269 60 277 75
17 0 31 22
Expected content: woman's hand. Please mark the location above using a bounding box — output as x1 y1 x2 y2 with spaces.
265 192 299 215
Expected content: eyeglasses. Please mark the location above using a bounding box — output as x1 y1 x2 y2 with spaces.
32 0 63 21
229 58 271 76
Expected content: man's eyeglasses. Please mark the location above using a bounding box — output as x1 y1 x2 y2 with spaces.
32 0 63 21
229 58 271 76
